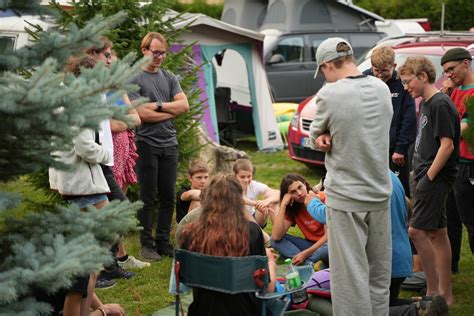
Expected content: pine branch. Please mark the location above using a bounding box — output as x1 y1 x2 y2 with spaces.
0 200 141 307
0 54 147 181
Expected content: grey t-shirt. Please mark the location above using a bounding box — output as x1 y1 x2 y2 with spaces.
128 69 183 148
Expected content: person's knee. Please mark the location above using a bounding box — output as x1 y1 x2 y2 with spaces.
409 227 426 241
269 238 281 248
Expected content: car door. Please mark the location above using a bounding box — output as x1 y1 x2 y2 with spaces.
266 35 306 103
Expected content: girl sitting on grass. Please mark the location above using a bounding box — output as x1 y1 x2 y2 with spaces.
271 173 328 266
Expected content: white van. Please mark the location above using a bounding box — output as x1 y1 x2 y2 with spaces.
0 11 53 53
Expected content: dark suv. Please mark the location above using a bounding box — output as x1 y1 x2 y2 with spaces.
287 33 474 167
264 30 385 103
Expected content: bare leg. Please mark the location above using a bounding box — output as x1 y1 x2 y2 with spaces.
430 228 454 305
409 227 439 296
80 273 96 316
413 254 423 272
121 184 128 195
94 200 109 210
116 238 127 258
268 202 279 224
62 292 82 316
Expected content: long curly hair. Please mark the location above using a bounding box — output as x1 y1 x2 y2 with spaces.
180 174 249 257
279 173 312 215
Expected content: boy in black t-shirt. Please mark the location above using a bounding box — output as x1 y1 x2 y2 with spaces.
399 56 460 306
176 160 210 223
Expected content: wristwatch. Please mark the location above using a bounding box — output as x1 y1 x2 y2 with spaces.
156 101 163 112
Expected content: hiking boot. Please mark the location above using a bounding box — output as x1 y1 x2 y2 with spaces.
95 277 116 289
100 266 136 280
141 247 162 261
156 244 174 257
118 255 151 269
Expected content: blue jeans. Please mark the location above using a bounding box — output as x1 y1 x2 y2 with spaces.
270 234 329 266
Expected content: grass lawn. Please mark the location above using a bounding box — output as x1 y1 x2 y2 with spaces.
1 140 473 315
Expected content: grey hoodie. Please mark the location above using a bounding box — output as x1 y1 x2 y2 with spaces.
309 75 393 211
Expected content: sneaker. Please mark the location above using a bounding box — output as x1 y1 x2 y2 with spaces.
118 255 151 269
141 247 162 261
95 277 116 289
100 266 136 280
156 244 174 257
416 295 448 316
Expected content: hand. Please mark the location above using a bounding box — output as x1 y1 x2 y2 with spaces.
102 304 125 316
255 205 270 217
305 190 319 206
255 200 270 210
292 251 309 266
392 152 405 166
281 193 294 208
316 133 332 152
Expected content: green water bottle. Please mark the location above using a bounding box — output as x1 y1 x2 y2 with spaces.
285 259 309 307
285 258 302 290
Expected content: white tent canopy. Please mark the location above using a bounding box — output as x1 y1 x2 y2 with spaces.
166 11 283 151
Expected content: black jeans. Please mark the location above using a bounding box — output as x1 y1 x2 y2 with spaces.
136 141 178 250
446 190 461 271
453 163 474 253
389 151 411 198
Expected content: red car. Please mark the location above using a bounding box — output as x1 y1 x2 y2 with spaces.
288 33 474 167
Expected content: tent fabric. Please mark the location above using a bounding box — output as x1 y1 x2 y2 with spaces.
169 11 283 151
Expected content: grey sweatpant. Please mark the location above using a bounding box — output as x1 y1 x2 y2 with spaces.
328 207 392 316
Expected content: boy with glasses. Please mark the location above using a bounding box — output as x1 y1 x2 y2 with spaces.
441 48 474 273
364 46 417 197
128 32 189 261
399 56 460 306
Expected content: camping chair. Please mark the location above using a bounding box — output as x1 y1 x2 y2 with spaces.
214 86 237 147
174 249 313 316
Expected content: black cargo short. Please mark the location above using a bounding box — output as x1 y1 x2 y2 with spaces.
410 174 452 230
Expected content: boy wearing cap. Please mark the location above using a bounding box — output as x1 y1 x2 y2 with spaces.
441 48 474 271
363 46 417 197
309 38 393 315
399 56 460 305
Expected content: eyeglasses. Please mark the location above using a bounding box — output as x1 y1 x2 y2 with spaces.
102 52 112 60
442 61 463 76
148 49 167 58
401 76 417 86
372 67 392 75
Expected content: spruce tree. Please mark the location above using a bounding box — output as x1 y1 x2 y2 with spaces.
0 1 144 314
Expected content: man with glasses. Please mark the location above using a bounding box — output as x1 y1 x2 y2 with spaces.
128 32 189 261
441 48 474 274
363 46 417 197
399 56 459 306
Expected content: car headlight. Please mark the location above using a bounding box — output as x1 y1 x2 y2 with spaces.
290 112 299 129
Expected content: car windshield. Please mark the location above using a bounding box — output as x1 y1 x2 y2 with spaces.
358 52 444 81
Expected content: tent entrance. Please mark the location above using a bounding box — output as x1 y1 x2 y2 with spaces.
212 49 255 145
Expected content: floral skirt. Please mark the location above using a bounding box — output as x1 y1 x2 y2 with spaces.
112 130 138 188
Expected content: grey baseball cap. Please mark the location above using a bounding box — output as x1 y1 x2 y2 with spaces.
314 37 354 78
